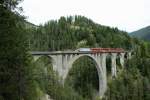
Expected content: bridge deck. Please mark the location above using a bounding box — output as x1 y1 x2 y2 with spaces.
30 51 126 55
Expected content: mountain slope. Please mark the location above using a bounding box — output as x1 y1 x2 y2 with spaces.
27 16 133 51
130 26 150 41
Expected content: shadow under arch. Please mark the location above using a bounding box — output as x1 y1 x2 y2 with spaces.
106 53 112 77
64 54 105 97
116 53 123 75
106 52 125 78
124 52 128 59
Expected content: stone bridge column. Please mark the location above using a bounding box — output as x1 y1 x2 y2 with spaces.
61 54 68 81
99 53 107 97
127 52 132 59
50 54 68 82
51 55 62 76
119 53 125 67
111 53 117 77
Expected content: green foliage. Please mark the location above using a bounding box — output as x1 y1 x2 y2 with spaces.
1 2 150 99
0 1 42 100
66 56 99 100
27 15 133 51
103 54 150 100
0 2 33 99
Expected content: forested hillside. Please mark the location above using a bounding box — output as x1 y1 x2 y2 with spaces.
25 16 150 100
27 16 133 51
130 26 150 41
1 0 150 99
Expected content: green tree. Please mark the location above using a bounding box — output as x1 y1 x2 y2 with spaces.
0 0 33 100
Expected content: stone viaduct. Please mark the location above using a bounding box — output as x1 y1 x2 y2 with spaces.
31 50 132 97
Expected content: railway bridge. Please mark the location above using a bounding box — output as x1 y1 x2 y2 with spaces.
31 49 132 97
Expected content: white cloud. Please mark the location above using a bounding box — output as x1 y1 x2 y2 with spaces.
19 0 150 32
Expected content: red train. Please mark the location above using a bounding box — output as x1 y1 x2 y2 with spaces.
77 48 124 53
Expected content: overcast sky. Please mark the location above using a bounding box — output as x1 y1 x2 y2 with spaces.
20 0 150 32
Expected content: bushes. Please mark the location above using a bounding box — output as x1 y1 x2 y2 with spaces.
103 56 150 100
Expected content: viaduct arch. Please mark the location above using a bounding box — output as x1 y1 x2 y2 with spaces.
32 51 131 97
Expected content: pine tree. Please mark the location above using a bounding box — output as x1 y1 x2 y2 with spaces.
0 0 31 99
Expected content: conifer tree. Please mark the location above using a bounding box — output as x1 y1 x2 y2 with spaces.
0 0 31 99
